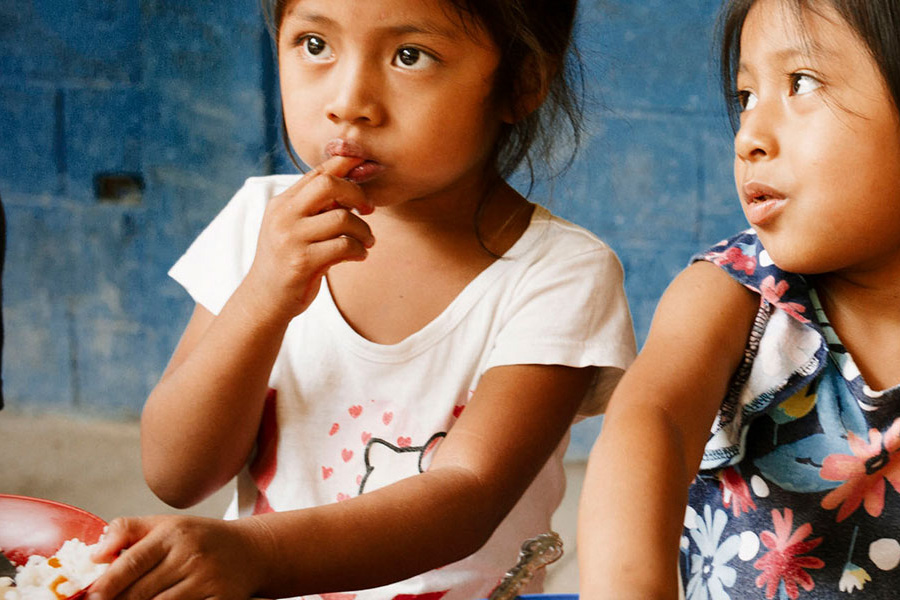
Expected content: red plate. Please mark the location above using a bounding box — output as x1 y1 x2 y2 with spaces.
0 494 107 598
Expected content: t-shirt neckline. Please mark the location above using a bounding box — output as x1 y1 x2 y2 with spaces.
317 204 549 362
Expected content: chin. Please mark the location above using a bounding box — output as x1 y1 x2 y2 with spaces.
762 247 834 277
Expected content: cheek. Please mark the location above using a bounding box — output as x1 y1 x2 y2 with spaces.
280 95 320 160
408 96 500 164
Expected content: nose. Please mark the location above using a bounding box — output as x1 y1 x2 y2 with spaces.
325 58 384 126
734 100 779 162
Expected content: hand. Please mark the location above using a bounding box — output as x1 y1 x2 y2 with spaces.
243 155 375 323
88 515 272 600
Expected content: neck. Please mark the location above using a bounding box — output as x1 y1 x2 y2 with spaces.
812 268 900 390
813 263 900 321
365 176 531 256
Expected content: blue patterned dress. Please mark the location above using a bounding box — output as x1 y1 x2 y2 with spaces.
679 230 900 600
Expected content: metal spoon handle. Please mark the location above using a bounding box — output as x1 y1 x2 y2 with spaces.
487 531 564 600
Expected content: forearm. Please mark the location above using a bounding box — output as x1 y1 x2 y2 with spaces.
578 403 694 600
247 466 500 597
142 284 290 507
242 364 588 596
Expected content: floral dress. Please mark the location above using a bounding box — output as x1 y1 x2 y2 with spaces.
680 230 900 599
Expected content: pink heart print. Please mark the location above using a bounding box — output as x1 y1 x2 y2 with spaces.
342 448 354 462
322 466 334 480
349 405 363 418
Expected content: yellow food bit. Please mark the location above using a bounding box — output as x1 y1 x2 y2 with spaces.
48 557 62 568
50 574 69 600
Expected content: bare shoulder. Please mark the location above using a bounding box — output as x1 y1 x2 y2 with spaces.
652 260 758 346
608 261 759 437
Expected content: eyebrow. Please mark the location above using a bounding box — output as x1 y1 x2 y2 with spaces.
284 9 461 40
738 43 839 74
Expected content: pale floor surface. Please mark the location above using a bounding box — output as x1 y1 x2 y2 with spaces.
0 411 582 595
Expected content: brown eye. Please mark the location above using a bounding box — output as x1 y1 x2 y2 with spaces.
790 73 821 96
296 35 332 61
305 36 327 56
392 46 436 70
738 90 758 111
397 47 420 66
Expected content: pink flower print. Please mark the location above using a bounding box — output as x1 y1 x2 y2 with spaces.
719 467 757 517
712 246 757 275
759 276 809 323
820 419 900 521
754 508 824 599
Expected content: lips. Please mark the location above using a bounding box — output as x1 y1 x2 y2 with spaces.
743 182 785 204
742 181 788 226
324 138 385 184
325 138 369 160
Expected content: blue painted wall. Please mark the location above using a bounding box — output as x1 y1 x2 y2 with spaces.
0 1 748 457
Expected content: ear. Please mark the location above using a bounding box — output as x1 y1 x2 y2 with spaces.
502 55 551 124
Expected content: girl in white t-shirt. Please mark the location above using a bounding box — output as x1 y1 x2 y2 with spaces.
89 1 635 599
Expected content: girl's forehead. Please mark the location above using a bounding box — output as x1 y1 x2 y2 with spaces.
741 0 854 65
279 0 496 52
282 0 472 30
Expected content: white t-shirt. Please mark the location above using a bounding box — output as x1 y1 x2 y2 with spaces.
169 175 636 600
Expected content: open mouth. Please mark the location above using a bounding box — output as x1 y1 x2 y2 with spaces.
742 182 787 225
743 182 785 204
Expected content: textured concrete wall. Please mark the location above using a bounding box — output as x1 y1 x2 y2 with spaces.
1 1 748 456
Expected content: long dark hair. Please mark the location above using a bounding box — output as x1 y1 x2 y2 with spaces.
261 0 585 190
719 0 900 130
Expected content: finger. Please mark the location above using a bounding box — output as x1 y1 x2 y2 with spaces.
294 172 374 217
306 236 372 270
279 156 374 216
299 208 376 249
310 154 365 179
92 518 153 562
111 561 182 600
145 578 203 600
89 532 167 600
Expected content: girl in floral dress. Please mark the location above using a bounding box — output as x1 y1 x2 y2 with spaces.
578 0 900 598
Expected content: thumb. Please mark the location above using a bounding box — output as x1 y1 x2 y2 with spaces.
91 517 154 563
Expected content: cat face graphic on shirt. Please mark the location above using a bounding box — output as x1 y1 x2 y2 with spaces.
359 432 446 494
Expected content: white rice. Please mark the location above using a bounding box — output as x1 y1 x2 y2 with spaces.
0 538 108 600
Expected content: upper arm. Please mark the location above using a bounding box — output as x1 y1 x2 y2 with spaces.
429 362 595 523
158 303 217 381
606 260 759 469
